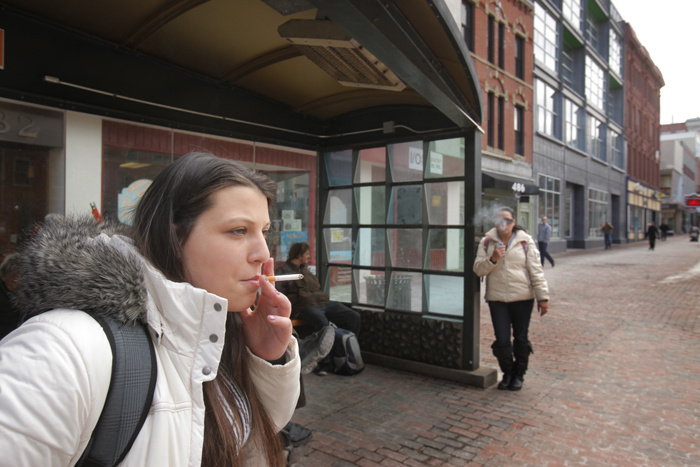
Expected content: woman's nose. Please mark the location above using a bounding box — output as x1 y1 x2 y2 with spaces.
250 233 271 264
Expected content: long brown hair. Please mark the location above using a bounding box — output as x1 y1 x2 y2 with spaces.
133 152 283 467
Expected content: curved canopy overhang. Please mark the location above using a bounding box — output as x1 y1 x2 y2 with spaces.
0 0 483 148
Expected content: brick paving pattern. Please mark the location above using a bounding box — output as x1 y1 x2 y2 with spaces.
290 235 700 466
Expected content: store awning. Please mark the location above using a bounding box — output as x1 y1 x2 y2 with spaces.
482 172 540 195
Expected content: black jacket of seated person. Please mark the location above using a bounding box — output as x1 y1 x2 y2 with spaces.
275 261 361 337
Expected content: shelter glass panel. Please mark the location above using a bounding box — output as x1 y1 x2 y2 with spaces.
324 189 352 225
425 138 464 178
354 186 385 225
387 185 423 224
324 149 352 186
387 271 422 312
388 141 423 182
425 228 464 272
425 274 463 316
353 227 386 267
355 269 385 307
354 147 386 183
323 228 352 264
425 181 464 225
328 265 351 302
387 228 422 268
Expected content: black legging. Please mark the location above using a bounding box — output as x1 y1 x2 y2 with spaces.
488 299 535 349
297 301 361 336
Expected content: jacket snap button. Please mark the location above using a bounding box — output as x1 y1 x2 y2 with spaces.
213 303 222 312
209 334 218 343
202 366 212 375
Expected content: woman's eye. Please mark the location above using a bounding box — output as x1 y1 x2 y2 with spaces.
262 230 270 239
230 228 247 236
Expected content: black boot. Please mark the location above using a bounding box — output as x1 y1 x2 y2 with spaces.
492 344 514 390
510 342 533 391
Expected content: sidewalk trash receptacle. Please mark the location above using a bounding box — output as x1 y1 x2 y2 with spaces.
365 275 385 306
365 274 412 309
390 274 412 310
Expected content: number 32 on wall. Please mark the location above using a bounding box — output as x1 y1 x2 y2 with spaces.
0 112 40 138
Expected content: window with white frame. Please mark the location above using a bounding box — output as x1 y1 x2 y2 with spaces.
587 114 604 160
585 55 605 110
536 79 557 137
564 99 583 149
562 0 582 31
514 106 525 156
539 175 560 236
534 2 558 73
588 188 608 237
609 29 622 77
608 128 623 168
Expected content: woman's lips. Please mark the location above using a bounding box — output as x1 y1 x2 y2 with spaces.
242 276 261 286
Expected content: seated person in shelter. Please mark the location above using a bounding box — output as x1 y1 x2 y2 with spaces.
275 242 361 337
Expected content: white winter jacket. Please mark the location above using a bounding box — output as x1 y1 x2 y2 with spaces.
473 228 549 303
0 224 300 467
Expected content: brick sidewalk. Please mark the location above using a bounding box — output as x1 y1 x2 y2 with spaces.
291 236 700 466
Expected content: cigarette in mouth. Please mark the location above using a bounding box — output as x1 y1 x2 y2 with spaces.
266 274 303 282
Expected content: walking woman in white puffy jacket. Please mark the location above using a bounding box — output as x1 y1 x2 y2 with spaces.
474 207 550 391
0 153 300 467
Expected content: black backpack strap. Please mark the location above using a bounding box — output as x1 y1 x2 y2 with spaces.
76 315 157 467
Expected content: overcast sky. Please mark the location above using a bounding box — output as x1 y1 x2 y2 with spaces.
611 0 700 124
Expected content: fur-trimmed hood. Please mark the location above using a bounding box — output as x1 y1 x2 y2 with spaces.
12 216 148 325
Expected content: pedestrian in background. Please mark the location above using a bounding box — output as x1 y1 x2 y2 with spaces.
602 221 614 249
536 216 555 267
474 207 550 391
646 221 659 250
659 222 669 241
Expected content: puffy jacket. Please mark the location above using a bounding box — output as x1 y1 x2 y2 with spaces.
473 228 549 303
0 218 300 467
274 261 329 317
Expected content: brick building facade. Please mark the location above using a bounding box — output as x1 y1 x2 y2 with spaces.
624 22 663 241
452 0 539 232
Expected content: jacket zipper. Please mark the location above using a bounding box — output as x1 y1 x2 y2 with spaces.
503 246 509 301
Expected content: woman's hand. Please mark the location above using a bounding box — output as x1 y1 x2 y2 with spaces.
491 244 506 262
240 258 293 361
537 300 549 317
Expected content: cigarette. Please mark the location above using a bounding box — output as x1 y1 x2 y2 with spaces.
267 274 303 282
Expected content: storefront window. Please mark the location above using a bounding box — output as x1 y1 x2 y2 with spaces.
0 100 65 254
588 188 608 237
538 175 561 236
102 121 317 265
